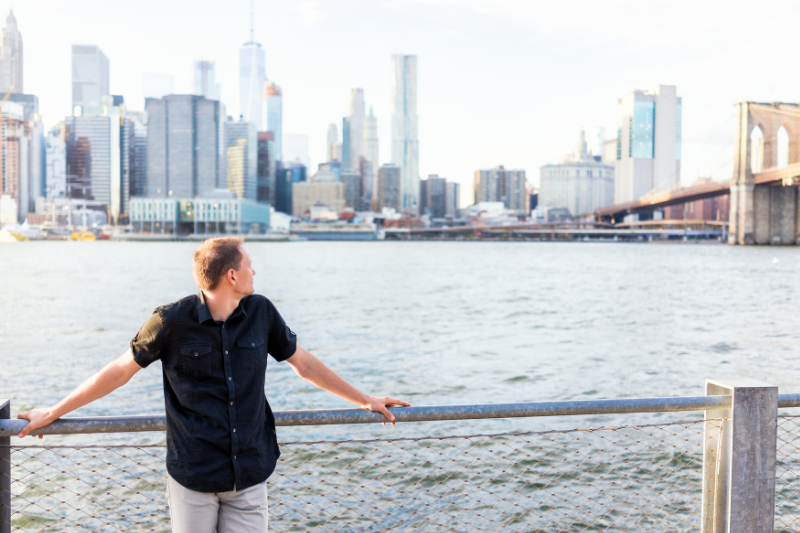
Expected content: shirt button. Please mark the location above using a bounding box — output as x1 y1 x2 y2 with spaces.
228 377 232 381
230 401 234 406
232 428 236 433
251 343 255 347
193 352 198 357
234 455 237 460
225 350 228 355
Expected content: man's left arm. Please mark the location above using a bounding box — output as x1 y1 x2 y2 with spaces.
285 344 410 423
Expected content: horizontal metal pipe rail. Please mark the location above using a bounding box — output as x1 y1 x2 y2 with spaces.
0 393 798 437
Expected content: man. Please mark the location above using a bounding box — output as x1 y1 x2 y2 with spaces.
17 236 409 532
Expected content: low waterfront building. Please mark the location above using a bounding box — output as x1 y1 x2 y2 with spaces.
539 130 614 219
130 195 270 235
292 181 344 217
291 221 376 240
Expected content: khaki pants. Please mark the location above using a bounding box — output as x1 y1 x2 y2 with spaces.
166 473 268 533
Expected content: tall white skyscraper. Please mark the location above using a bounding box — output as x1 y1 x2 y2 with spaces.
614 84 681 207
363 106 379 200
327 123 338 162
264 81 282 161
72 45 110 116
194 60 221 101
0 10 23 94
391 54 419 213
239 11 265 129
348 88 365 170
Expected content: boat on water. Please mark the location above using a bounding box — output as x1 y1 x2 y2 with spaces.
1 222 44 240
0 228 20 242
71 230 96 241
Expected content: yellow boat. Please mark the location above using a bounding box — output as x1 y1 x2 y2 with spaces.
71 231 96 241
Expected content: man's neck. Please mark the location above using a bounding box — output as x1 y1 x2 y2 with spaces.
202 290 241 323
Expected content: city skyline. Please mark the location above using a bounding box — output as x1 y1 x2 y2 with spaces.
6 0 800 207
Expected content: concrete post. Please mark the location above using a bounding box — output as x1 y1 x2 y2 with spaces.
0 399 9 533
701 379 778 533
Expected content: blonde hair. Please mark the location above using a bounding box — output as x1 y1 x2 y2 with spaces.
192 236 244 290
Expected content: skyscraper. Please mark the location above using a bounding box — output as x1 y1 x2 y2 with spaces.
1 102 44 222
194 60 221 101
445 182 460 217
257 131 275 204
264 81 282 161
378 164 402 212
0 10 23 94
391 54 419 213
342 117 351 170
72 45 110 116
239 12 265 130
327 123 338 162
146 95 224 199
420 175 447 218
363 107 379 202
46 124 66 199
614 84 681 208
348 88 365 170
224 119 258 201
64 109 125 222
473 165 528 214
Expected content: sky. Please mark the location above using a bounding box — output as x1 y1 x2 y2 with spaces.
9 0 800 206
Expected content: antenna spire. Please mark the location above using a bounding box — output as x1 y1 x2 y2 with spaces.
250 0 254 43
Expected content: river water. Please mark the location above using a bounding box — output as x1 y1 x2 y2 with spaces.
1 240 798 443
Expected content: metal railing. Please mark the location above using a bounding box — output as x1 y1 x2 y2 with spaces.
1 380 798 531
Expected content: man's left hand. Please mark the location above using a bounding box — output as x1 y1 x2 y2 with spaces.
362 396 410 425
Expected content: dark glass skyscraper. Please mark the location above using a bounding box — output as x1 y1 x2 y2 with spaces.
146 95 223 198
65 117 111 204
257 131 274 204
275 162 305 215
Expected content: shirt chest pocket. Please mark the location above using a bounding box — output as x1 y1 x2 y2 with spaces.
237 335 266 370
178 343 214 379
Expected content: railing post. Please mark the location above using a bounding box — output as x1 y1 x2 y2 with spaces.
701 379 777 533
0 399 9 533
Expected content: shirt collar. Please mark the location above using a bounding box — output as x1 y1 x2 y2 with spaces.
196 291 248 323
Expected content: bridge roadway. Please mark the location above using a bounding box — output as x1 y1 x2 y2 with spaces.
591 161 800 221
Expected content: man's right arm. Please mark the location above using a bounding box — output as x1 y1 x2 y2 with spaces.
16 348 143 438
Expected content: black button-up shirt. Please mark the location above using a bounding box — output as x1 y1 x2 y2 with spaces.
130 291 297 493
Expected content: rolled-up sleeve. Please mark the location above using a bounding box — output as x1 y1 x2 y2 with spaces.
130 310 168 368
267 302 297 362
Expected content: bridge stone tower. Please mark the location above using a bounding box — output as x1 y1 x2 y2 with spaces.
730 102 800 245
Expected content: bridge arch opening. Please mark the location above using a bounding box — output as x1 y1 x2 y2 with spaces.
751 126 764 173
777 126 789 169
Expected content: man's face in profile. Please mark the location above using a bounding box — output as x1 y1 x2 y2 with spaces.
234 246 256 297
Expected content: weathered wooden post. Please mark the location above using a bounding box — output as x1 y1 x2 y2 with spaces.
702 379 778 532
0 399 9 533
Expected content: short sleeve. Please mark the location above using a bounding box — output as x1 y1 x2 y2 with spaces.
130 310 168 368
267 301 297 362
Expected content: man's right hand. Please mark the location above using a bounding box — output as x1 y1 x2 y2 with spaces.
17 408 55 438
15 349 142 439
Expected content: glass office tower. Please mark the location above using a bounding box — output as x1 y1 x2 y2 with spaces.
146 95 224 199
71 45 109 117
390 54 419 214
